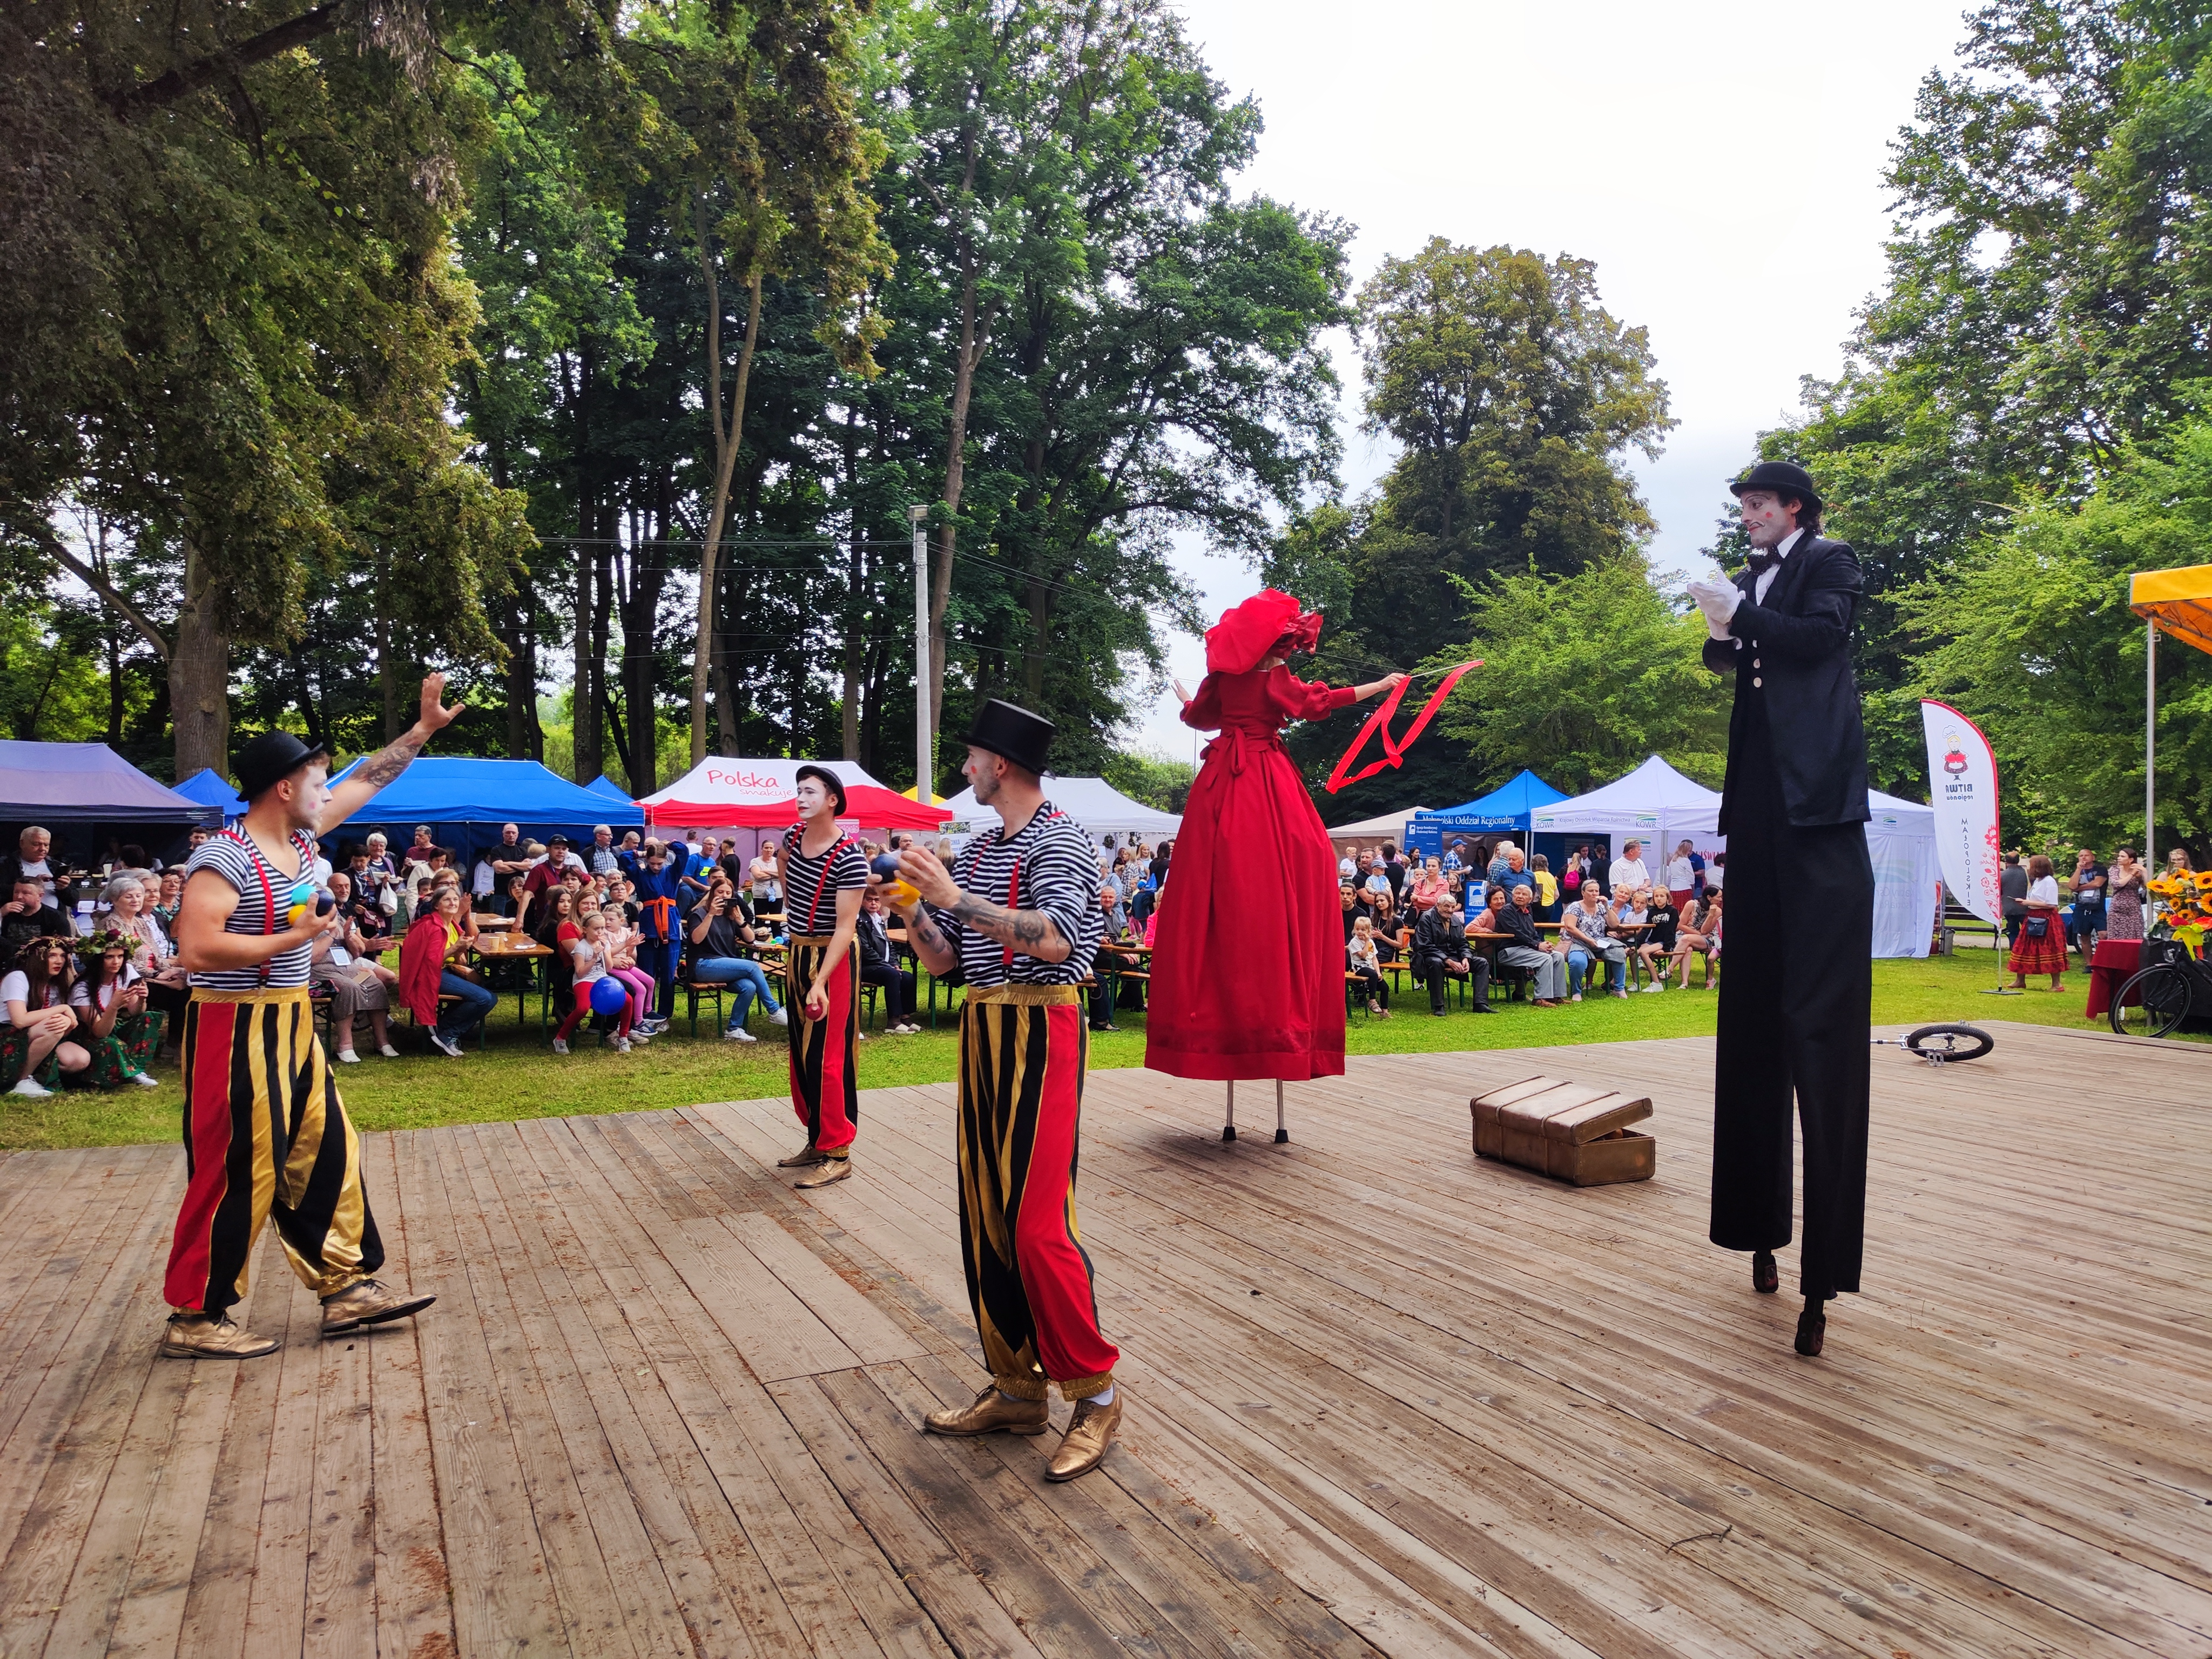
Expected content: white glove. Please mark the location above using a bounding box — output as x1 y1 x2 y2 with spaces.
1687 578 1741 640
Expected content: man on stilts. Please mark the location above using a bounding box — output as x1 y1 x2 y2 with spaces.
1689 462 1873 1358
777 764 867 1190
159 676 461 1358
881 700 1118 1481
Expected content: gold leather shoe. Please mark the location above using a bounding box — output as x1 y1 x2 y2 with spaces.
794 1155 851 1189
1045 1390 1122 1481
777 1144 828 1168
320 1278 436 1336
159 1313 280 1360
923 1385 1049 1437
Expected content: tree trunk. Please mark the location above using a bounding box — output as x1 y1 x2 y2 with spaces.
711 560 741 757
583 526 615 780
690 211 765 767
841 406 864 760
1022 572 1053 703
573 538 599 782
502 580 537 758
170 539 230 779
622 542 669 794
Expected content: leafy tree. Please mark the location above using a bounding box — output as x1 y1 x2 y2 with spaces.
1896 414 2212 862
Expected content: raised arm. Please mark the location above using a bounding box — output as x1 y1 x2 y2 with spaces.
325 674 465 825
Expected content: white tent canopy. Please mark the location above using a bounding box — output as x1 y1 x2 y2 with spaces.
944 775 1181 845
1325 806 1431 842
1527 755 1722 848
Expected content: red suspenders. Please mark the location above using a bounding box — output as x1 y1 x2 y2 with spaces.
996 810 1059 968
793 831 854 935
220 827 302 985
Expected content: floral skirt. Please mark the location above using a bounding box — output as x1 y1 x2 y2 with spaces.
2008 911 2068 976
0 1012 162 1091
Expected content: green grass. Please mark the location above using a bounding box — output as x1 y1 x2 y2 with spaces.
0 948 2171 1152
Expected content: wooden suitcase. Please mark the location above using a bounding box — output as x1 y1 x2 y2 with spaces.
1471 1074 1655 1185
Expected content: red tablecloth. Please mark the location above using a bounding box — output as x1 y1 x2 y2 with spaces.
2084 938 2143 1019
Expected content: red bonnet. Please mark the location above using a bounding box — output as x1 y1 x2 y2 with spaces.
1204 589 1323 676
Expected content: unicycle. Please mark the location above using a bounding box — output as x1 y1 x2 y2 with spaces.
1872 1024 1995 1066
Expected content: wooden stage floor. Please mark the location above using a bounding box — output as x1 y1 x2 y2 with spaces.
0 1023 2207 1657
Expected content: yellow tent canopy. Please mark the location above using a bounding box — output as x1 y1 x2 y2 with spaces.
899 784 948 805
2130 562 2212 657
2128 562 2212 872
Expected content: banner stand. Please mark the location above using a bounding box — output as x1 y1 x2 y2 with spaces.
1919 699 2018 992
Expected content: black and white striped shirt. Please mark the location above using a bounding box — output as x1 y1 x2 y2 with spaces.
930 802 1101 987
780 826 868 935
185 829 320 990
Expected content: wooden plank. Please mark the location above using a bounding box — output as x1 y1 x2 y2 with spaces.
558 1114 950 1659
766 1374 1049 1659
174 1240 307 1659
397 1115 572 1657
719 1211 927 1369
359 1129 459 1659
668 1216 864 1382
240 1247 324 1656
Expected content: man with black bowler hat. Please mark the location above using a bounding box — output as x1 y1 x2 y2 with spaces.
877 699 1119 1482
1687 462 1872 1359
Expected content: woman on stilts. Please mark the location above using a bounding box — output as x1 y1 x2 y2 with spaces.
1147 589 1406 1094
778 764 868 1189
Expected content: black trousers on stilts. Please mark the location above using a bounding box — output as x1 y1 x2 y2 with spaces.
1709 698 1873 1299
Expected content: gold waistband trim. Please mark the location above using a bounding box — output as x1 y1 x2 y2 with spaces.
965 983 1081 1007
190 986 312 1006
787 934 845 947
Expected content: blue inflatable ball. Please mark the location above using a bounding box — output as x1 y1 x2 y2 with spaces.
589 977 630 1017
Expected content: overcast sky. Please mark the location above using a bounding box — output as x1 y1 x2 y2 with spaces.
1127 0 1971 758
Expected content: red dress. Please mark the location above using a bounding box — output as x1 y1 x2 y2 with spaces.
1145 663 1357 1081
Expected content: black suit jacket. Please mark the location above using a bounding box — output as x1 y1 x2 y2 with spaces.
1702 532 1870 830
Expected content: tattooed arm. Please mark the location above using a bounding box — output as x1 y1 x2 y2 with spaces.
881 846 1071 969
325 675 465 826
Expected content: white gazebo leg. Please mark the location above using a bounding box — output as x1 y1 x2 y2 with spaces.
1274 1078 1288 1144
1223 1079 1236 1143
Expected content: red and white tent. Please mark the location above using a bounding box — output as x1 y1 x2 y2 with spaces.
638 758 950 832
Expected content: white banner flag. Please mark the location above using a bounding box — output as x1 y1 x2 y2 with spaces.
1919 700 2003 927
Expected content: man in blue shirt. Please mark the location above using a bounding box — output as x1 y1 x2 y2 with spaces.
629 839 688 1031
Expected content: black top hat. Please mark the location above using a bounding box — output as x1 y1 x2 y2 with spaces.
792 764 849 815
233 730 330 801
960 698 1055 777
1728 460 1823 517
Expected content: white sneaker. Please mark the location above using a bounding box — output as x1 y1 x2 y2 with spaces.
551 1038 569 1055
428 1032 464 1057
131 1070 161 1088
1642 982 1665 993
723 1027 757 1043
8 1077 50 1097
336 1048 361 1063
628 1030 650 1043
378 1043 400 1058
613 1037 632 1054
768 1007 789 1026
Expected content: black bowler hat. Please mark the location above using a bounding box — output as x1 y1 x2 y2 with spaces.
793 763 849 815
960 698 1055 777
1728 460 1823 517
233 730 330 801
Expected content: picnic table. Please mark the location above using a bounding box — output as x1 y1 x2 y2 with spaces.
471 930 552 1029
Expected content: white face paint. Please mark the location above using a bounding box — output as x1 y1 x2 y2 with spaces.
281 764 334 833
794 777 833 820
1737 489 1799 551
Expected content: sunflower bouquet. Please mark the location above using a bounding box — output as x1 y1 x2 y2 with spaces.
2145 872 2212 955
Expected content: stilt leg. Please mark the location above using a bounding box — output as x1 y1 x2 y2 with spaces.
1273 1079 1288 1144
1222 1079 1236 1143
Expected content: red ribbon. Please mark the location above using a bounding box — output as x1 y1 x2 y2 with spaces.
1324 662 1481 795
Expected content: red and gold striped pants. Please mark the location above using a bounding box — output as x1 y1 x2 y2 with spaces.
956 984 1117 1401
786 935 859 1156
164 987 382 1316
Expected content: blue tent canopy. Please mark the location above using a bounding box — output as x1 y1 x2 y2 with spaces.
324 757 645 865
1406 770 1566 852
584 774 635 804
173 766 247 821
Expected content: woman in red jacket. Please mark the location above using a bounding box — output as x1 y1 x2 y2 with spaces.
397 887 496 1056
1145 589 1403 1085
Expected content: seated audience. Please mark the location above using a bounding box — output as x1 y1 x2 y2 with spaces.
855 888 918 1034
1348 915 1392 1017
1670 895 1718 989
0 826 58 904
0 874 66 973
1413 893 1492 1016
1561 883 1627 1000
685 871 786 1040
1495 884 1568 1007
1638 889 1679 991
398 887 497 1058
551 910 636 1054
2 936 91 1095
313 871 400 1062
69 936 163 1088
